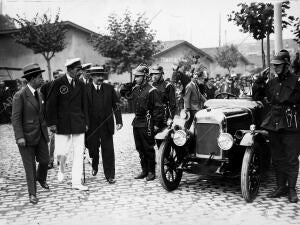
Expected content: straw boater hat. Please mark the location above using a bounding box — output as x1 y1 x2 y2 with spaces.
21 63 45 80
88 66 107 77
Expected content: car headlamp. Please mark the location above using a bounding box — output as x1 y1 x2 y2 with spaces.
217 133 233 150
173 130 187 146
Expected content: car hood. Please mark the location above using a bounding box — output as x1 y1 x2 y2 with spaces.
195 99 263 124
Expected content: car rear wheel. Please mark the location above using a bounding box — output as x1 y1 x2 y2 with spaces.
241 146 261 202
158 139 183 191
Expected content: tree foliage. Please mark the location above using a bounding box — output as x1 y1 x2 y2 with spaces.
228 1 292 68
90 10 160 76
215 45 239 74
13 12 67 80
291 17 300 46
0 14 16 30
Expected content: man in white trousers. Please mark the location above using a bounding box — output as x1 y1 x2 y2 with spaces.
47 58 88 191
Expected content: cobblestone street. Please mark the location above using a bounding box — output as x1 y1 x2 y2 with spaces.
0 114 300 225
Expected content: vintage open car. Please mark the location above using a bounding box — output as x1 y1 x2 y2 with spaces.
155 93 270 202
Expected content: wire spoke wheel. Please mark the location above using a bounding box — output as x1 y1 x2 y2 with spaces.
158 139 183 191
241 146 261 202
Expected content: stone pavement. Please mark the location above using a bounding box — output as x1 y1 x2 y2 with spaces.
0 114 300 225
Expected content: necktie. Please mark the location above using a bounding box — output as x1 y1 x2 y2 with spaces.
34 91 40 110
71 79 75 89
97 85 100 94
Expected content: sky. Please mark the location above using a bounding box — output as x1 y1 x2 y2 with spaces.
1 0 300 48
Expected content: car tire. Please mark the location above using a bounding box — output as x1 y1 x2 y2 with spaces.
158 139 183 191
241 146 261 203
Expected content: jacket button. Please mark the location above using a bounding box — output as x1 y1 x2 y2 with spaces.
276 92 279 95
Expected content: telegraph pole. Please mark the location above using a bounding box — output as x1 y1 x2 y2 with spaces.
274 1 283 54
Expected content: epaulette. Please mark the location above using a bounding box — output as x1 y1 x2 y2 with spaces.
149 85 157 93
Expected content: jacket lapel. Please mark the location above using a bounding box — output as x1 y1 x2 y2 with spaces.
25 86 39 112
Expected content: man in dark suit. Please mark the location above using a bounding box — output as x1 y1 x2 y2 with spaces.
40 69 64 169
12 63 50 204
85 66 123 184
183 72 207 129
47 58 89 191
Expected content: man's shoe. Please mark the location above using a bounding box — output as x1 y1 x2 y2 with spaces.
72 184 89 191
107 178 116 184
146 172 155 181
37 180 49 190
134 171 148 179
47 162 54 169
29 195 38 204
57 172 64 183
267 186 288 198
92 169 98 176
288 188 299 203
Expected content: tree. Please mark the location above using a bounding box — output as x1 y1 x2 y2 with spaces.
215 45 239 74
13 12 67 80
90 10 160 81
228 1 291 69
0 14 16 30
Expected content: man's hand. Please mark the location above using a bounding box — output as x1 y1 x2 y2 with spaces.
17 138 26 147
49 125 57 133
116 124 123 131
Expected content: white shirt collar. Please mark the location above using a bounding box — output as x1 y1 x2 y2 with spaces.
27 84 36 95
66 73 73 84
93 82 101 90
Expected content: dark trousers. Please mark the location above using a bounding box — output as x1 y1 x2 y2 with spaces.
88 132 115 180
269 131 300 188
184 110 197 129
18 136 49 196
133 127 156 173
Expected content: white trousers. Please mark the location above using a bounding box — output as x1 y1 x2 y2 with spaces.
55 133 84 185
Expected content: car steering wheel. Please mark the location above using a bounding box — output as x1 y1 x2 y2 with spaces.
215 92 238 99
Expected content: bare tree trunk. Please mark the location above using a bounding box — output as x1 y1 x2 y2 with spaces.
267 33 270 71
261 38 266 68
46 58 52 81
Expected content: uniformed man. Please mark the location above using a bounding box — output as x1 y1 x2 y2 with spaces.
79 63 92 84
253 49 300 203
131 64 164 181
47 58 89 191
150 65 176 128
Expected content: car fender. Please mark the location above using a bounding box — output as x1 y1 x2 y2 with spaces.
155 127 172 140
240 132 254 146
239 130 268 147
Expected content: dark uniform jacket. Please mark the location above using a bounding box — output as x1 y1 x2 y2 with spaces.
131 83 164 128
152 79 176 120
12 86 49 145
253 72 300 132
84 82 122 136
46 75 88 134
40 81 54 125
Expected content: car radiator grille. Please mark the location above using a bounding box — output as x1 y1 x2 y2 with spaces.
195 123 221 157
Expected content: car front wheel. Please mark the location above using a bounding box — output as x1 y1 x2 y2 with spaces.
241 146 261 202
158 139 183 191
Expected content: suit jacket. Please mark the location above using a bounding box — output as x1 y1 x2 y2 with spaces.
46 75 88 134
184 81 206 111
12 86 49 146
85 83 122 136
40 81 54 125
